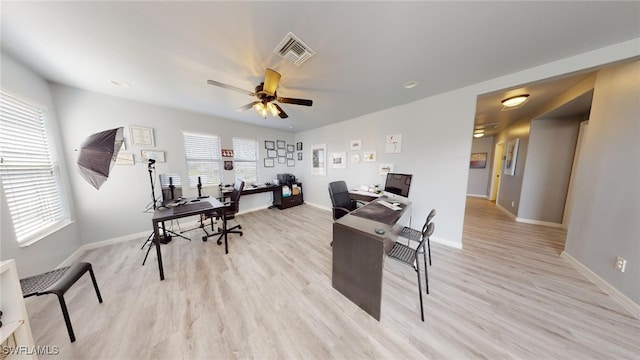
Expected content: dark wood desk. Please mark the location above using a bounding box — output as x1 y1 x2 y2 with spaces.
151 197 225 280
348 190 382 203
332 198 411 320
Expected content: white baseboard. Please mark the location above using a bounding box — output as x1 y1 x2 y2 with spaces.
305 202 332 212
466 194 488 199
561 251 640 320
496 203 516 219
432 236 463 249
57 205 269 269
515 217 564 228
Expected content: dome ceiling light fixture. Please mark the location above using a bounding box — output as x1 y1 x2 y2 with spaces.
501 94 529 108
473 130 485 138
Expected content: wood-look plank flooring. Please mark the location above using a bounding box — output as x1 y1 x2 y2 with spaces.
25 198 640 359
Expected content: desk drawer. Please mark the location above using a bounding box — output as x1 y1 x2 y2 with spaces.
280 194 303 209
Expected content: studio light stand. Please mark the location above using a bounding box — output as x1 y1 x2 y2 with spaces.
180 176 214 234
141 159 190 266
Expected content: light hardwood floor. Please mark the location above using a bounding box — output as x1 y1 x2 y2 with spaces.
26 198 639 359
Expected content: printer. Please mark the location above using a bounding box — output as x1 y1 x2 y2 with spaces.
277 173 296 186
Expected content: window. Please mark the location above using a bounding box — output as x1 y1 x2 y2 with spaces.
0 90 70 245
233 137 258 183
183 131 221 188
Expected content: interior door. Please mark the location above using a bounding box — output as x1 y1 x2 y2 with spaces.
489 142 504 201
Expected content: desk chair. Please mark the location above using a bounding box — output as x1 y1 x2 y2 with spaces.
328 180 366 246
387 222 434 321
202 179 244 244
400 209 436 265
328 180 366 220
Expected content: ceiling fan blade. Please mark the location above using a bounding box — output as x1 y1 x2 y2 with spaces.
277 97 313 106
273 103 288 119
263 68 281 95
207 79 254 96
235 101 260 112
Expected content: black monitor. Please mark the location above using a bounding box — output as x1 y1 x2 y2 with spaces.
383 173 412 198
159 173 183 203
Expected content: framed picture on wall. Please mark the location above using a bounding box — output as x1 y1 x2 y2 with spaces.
130 126 154 147
470 152 488 169
287 144 295 152
277 140 285 149
264 158 274 167
265 140 275 150
278 157 286 164
267 149 277 158
504 138 520 176
311 144 326 176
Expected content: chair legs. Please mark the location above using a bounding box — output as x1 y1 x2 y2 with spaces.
427 237 432 266
415 262 425 322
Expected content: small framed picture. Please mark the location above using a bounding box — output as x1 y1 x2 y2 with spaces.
221 149 234 157
287 144 295 152
287 159 295 167
363 151 376 162
286 152 294 159
277 140 285 149
267 149 277 158
130 126 154 147
297 152 302 161
224 160 234 170
278 157 286 164
350 140 361 151
264 158 274 167
141 150 165 162
277 148 286 157
265 140 275 150
296 142 303 151
115 153 135 165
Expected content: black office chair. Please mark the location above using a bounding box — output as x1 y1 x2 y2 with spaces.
400 209 436 265
202 179 244 245
328 180 365 220
387 222 435 322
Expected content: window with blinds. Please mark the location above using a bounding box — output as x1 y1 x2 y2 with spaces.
0 90 70 245
233 137 258 183
183 131 221 188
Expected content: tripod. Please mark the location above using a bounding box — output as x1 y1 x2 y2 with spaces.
141 160 191 266
180 176 213 234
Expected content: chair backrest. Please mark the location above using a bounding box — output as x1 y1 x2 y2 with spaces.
422 209 436 233
229 179 245 214
417 222 435 253
328 181 355 220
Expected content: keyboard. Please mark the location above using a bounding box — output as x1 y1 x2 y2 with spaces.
378 199 401 211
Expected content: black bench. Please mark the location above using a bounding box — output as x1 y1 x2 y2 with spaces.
20 262 103 342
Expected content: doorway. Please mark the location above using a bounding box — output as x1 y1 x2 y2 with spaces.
489 142 504 202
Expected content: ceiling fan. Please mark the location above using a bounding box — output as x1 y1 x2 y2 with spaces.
207 68 313 119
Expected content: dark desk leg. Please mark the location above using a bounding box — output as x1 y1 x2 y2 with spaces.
223 210 228 254
153 220 164 280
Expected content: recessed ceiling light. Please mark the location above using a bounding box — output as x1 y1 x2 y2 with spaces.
403 81 418 89
288 125 294 129
108 80 132 88
501 94 529 107
473 132 484 138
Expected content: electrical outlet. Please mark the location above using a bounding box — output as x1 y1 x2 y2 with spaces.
614 256 627 272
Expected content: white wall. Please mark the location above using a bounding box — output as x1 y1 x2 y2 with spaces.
467 136 494 197
519 117 581 223
0 52 82 277
564 61 640 304
50 84 296 245
296 88 477 248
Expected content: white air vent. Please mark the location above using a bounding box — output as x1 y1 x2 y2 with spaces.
274 32 315 67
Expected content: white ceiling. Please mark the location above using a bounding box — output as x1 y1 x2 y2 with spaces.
2 2 639 132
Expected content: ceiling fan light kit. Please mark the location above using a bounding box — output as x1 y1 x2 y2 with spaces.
208 68 313 120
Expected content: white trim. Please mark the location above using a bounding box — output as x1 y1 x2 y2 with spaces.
431 236 463 249
466 194 488 199
496 202 516 219
305 201 332 212
561 251 640 320
515 217 564 228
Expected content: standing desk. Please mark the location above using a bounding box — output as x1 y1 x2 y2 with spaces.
332 198 411 320
151 197 226 280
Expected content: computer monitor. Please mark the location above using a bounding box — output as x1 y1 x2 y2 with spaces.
159 173 183 203
383 173 412 199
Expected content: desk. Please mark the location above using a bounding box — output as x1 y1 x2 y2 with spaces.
332 198 411 320
151 197 225 280
349 190 382 203
222 183 303 210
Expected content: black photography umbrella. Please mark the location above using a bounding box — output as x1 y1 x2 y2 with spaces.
77 127 124 190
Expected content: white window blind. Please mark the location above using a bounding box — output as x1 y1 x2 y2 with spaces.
233 137 258 183
183 131 221 187
0 90 70 245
